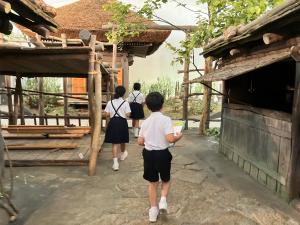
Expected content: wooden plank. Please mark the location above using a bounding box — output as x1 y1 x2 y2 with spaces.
3 133 85 139
5 160 88 167
7 143 77 150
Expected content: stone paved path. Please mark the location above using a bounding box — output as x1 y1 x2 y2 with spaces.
9 130 300 225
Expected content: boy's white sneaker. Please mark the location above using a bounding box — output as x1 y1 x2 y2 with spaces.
159 198 168 214
120 150 128 161
112 161 119 171
149 207 159 222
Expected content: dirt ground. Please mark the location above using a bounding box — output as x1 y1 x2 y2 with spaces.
7 130 300 225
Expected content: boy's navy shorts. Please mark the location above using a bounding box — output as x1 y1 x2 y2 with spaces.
142 148 173 182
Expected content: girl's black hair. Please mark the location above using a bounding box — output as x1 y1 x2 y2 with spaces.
145 92 164 112
114 86 126 99
133 82 141 91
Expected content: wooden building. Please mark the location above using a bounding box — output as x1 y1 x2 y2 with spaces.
194 0 300 201
52 0 170 101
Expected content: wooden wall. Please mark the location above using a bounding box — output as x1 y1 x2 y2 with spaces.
220 103 292 199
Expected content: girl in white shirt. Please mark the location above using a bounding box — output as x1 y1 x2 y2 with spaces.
104 86 131 171
128 83 145 138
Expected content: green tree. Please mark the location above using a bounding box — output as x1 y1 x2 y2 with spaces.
103 0 146 44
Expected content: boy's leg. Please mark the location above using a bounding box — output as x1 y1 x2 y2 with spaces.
161 181 170 198
149 182 159 207
148 182 159 222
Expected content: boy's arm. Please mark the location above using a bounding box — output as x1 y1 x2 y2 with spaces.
166 133 183 143
137 137 145 146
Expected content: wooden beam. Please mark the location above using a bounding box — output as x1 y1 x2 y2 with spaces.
263 33 284 45
13 76 20 125
0 0 11 14
110 43 117 99
38 77 44 125
122 54 129 97
182 36 190 130
177 68 204 74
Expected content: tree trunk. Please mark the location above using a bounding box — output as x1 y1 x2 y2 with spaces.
38 78 44 125
182 56 190 130
199 57 213 135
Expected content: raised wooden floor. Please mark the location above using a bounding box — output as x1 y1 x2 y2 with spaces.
3 131 105 166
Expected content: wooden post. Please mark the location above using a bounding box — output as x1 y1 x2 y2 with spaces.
182 55 190 130
61 33 69 126
89 54 102 176
122 54 129 97
17 76 25 125
13 77 20 125
288 48 300 200
110 43 117 99
88 35 96 132
199 57 213 135
38 77 44 125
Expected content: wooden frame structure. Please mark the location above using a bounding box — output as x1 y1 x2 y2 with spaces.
192 0 300 201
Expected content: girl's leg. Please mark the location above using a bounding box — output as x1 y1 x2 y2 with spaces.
120 143 128 160
135 120 139 128
159 181 170 213
112 144 118 158
132 119 136 128
120 143 126 153
112 144 119 170
149 182 159 207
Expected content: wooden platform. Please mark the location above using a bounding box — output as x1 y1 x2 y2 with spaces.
3 131 105 166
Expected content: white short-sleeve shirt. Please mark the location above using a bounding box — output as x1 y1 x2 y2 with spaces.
128 91 145 104
139 112 174 150
105 98 131 118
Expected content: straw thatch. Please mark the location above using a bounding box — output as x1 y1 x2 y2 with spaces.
54 0 171 43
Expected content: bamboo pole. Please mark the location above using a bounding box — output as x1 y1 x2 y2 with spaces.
88 35 96 134
199 57 213 135
89 54 102 176
61 33 69 126
17 76 25 125
38 77 44 125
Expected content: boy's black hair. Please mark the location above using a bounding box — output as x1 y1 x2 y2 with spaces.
145 92 164 112
133 82 141 91
114 86 126 99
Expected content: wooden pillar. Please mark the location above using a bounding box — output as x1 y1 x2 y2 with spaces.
121 54 129 96
13 77 20 125
61 33 69 126
5 76 13 125
288 48 300 200
38 77 44 125
199 57 213 135
88 54 102 176
16 76 25 125
182 55 190 130
88 35 96 132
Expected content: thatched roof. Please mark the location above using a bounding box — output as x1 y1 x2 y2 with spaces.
54 0 171 43
203 0 300 58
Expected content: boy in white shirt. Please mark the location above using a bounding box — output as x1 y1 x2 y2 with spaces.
138 92 183 222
